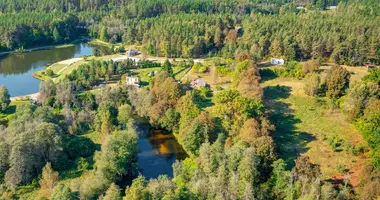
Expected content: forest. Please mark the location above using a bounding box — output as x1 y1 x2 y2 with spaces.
0 0 379 199
1 0 379 66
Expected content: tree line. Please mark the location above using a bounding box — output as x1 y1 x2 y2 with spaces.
0 12 80 50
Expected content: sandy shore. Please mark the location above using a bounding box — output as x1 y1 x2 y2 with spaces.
10 93 39 101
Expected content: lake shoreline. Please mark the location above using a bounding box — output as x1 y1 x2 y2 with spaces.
0 38 90 57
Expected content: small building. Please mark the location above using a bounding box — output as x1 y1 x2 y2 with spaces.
190 79 207 89
365 64 377 70
328 6 337 10
126 49 139 57
271 58 285 65
126 76 140 88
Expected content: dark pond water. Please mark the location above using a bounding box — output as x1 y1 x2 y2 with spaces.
138 128 187 179
0 43 111 97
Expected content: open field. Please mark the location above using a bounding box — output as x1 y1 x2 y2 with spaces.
261 71 369 187
320 63 370 82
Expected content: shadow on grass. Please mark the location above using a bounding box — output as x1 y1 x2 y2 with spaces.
260 68 278 82
0 105 18 126
264 85 316 169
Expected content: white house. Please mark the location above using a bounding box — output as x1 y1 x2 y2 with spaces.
126 77 140 88
270 58 285 65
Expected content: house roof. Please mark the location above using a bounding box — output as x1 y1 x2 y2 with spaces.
191 79 207 87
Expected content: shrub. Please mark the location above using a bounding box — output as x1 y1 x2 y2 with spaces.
192 63 208 73
216 65 232 76
271 61 305 78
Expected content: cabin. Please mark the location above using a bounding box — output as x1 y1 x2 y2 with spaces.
365 64 377 70
271 58 285 65
126 49 139 57
190 79 207 89
126 76 140 88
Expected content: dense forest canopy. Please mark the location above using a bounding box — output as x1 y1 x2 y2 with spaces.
0 0 379 65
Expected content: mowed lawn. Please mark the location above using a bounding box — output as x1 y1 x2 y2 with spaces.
262 76 368 183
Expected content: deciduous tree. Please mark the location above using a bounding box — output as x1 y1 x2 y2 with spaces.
0 85 10 112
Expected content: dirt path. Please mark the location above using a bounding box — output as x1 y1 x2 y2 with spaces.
55 58 84 74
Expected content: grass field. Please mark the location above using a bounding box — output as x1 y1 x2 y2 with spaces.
262 74 369 186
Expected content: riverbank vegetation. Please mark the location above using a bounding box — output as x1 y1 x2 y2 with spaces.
1 0 380 199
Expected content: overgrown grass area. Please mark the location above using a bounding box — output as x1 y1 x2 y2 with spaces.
0 101 29 123
262 77 368 182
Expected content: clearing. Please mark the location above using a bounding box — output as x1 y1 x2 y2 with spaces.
261 65 369 188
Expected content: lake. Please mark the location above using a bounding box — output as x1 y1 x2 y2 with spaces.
0 43 111 97
138 127 187 179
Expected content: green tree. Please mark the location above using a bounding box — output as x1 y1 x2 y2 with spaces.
51 184 78 200
38 79 56 106
53 27 62 43
95 128 138 181
325 65 350 98
162 59 173 75
303 72 320 96
270 39 282 58
362 68 380 85
269 159 290 199
100 26 109 42
0 85 10 112
39 162 59 195
96 104 118 140
117 104 132 126
103 183 122 200
124 176 149 200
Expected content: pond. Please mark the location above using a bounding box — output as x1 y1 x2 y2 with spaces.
0 43 111 97
138 127 187 179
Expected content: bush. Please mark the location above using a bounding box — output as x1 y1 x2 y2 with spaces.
192 63 208 73
271 61 305 78
216 65 232 76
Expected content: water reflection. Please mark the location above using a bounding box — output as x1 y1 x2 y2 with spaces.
0 43 110 97
138 127 187 179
